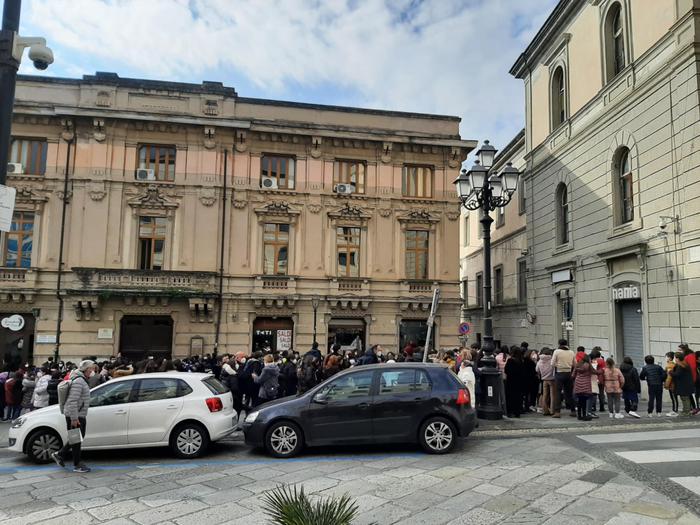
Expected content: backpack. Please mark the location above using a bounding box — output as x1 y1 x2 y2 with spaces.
263 381 278 399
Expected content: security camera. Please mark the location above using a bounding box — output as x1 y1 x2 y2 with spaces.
658 218 667 230
28 43 54 70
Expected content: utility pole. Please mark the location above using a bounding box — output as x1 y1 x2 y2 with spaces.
0 0 21 186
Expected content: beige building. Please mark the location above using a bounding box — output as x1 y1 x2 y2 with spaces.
511 0 700 362
0 72 474 365
460 130 528 347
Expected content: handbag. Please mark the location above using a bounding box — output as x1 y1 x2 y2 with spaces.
67 427 83 445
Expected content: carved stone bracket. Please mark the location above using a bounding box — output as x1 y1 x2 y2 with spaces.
0 292 35 304
189 297 215 323
378 208 392 218
73 295 100 321
128 185 180 216
235 130 248 152
88 181 107 202
252 297 297 309
310 136 322 158
328 202 372 225
93 118 106 142
60 118 75 141
232 199 247 209
399 300 432 311
307 203 322 214
445 210 460 221
198 187 217 207
328 299 370 310
203 127 216 150
381 142 392 164
254 201 301 224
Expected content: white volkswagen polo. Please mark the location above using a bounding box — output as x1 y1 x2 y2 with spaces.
8 372 237 463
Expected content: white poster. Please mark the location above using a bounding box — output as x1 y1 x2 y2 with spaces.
277 329 292 352
0 185 17 233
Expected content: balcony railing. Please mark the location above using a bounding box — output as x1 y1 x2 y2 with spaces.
72 268 218 294
0 267 38 288
254 275 297 294
408 281 433 294
330 278 369 296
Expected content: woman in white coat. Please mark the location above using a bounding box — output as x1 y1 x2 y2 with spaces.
32 367 50 410
458 352 476 406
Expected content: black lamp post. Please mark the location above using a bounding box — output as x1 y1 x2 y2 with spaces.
311 296 320 346
454 140 520 420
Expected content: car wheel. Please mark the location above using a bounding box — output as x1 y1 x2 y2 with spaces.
419 417 457 454
170 423 210 459
26 429 63 464
265 421 303 458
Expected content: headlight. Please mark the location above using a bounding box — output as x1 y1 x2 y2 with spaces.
245 411 259 423
10 417 26 429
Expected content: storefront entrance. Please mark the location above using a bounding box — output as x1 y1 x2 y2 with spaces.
618 299 644 366
253 317 294 353
119 315 173 361
327 318 365 353
399 319 432 353
0 313 35 369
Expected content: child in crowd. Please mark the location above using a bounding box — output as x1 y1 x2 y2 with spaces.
620 356 641 418
604 357 625 419
664 351 678 416
640 355 667 417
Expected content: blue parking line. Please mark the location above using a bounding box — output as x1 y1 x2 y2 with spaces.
0 452 424 474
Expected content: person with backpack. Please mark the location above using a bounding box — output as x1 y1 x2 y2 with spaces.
253 354 279 406
51 360 96 473
297 351 322 394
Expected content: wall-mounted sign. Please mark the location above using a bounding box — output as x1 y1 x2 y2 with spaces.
1 314 25 332
612 283 640 301
564 321 574 331
552 269 573 284
97 328 114 340
277 330 292 352
36 334 57 344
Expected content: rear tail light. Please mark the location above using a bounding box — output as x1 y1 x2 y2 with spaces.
206 397 223 412
456 388 470 406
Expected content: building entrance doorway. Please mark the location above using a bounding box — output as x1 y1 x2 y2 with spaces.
253 317 293 353
119 315 173 361
618 299 643 366
327 318 365 354
0 313 35 369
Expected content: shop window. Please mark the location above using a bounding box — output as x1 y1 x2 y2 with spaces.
615 147 634 224
476 272 483 308
263 223 289 275
405 230 429 280
402 165 433 198
604 2 627 82
334 160 366 194
556 183 569 245
138 144 176 181
10 138 47 175
336 226 361 278
494 265 504 305
2 211 34 268
517 258 527 304
138 216 167 270
261 155 295 189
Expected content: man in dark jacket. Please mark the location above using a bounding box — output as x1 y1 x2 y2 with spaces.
297 351 321 394
671 352 695 416
238 353 263 409
640 355 667 416
357 346 379 366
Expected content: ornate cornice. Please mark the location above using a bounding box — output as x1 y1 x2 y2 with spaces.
127 185 180 215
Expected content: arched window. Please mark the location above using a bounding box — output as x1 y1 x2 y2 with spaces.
605 3 626 82
616 147 634 224
556 183 569 245
551 67 566 130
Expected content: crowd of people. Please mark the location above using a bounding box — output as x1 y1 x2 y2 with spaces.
1 339 698 424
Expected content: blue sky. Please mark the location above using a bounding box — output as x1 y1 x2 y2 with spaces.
17 0 558 152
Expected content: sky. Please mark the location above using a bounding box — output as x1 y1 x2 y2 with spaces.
17 0 558 153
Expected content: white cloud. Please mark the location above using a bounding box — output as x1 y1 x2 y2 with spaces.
22 0 556 150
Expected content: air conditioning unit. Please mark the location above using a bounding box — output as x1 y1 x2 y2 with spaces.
7 163 23 175
334 183 355 195
135 168 156 181
261 176 278 189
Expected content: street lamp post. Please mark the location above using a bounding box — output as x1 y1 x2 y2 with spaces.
454 140 520 420
311 296 320 346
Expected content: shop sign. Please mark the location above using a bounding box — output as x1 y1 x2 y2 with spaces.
612 284 640 301
1 314 25 332
551 269 573 284
277 330 292 352
37 334 57 344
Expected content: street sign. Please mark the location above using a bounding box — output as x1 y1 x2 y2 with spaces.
0 185 17 232
459 322 471 335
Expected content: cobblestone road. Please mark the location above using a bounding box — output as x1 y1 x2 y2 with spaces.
0 424 699 524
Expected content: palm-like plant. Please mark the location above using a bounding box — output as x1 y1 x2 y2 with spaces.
262 484 368 525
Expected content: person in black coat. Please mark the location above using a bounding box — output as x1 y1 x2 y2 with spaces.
278 352 298 397
504 348 526 418
523 349 539 412
671 352 696 416
620 356 641 417
238 352 263 409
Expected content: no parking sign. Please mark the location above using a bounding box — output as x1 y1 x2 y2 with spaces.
459 322 471 335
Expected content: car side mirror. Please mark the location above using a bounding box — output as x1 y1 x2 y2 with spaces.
312 394 328 405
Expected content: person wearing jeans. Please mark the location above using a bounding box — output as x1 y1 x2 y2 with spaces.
640 355 667 417
536 347 556 415
551 340 576 418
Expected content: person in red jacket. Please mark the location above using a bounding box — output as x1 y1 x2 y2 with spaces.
4 371 23 420
680 344 698 414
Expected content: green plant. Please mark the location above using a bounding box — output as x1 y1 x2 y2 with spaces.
262 484 369 525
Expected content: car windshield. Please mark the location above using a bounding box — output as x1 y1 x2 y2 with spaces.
202 376 229 395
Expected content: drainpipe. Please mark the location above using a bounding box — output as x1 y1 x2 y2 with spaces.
213 148 227 357
54 130 73 362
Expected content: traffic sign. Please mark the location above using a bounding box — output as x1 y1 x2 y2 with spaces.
459 322 471 335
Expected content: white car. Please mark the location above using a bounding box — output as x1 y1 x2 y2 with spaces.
8 372 237 463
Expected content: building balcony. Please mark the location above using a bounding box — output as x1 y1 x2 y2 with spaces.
0 267 38 304
251 275 299 308
71 268 218 296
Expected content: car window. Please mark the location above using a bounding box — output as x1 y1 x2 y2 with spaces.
202 376 230 395
316 371 373 402
90 380 134 407
134 378 186 402
378 369 432 395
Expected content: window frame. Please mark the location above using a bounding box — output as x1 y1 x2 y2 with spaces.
133 378 191 403
138 216 168 270
493 265 504 306
137 144 177 182
476 272 484 308
496 206 505 228
378 369 431 396
263 222 290 276
517 258 527 304
405 229 429 280
556 183 570 246
550 66 567 131
461 278 468 307
604 2 628 83
402 165 433 199
333 159 366 194
89 380 136 407
518 179 526 216
336 226 361 278
313 370 375 402
463 214 470 246
10 137 48 176
1 211 35 268
261 154 296 190
617 148 634 224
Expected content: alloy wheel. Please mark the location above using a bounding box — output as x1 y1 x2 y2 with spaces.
270 425 298 455
424 421 453 451
31 433 61 461
176 428 203 456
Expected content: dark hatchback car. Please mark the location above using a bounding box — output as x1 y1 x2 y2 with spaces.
243 363 476 458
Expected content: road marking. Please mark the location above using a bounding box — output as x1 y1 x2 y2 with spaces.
577 428 700 444
0 452 424 474
670 477 700 497
615 448 700 464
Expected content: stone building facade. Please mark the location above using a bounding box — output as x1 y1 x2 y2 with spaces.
0 72 474 365
460 130 529 347
510 0 700 363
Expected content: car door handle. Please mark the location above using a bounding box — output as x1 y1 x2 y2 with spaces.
114 410 127 415
358 403 370 409
166 405 179 410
